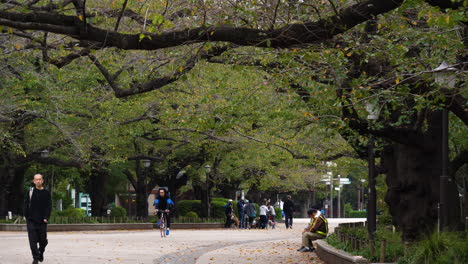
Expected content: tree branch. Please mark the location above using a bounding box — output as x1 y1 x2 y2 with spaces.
231 127 309 159
0 0 406 50
89 45 230 97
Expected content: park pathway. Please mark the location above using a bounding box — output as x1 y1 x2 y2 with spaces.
0 218 364 264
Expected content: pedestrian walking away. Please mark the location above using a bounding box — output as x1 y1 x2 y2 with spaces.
244 199 256 229
259 203 268 229
224 199 234 228
154 187 175 236
237 196 245 229
283 195 295 229
298 208 328 253
24 174 51 264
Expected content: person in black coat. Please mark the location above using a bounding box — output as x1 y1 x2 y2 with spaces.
237 197 245 229
283 195 295 229
24 174 51 264
224 199 233 228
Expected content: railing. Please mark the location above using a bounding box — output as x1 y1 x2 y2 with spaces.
334 222 400 263
8 216 224 225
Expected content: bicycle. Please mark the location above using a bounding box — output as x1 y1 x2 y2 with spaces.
156 209 169 238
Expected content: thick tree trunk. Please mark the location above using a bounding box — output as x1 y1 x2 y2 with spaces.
0 166 27 216
88 169 108 216
135 187 148 218
383 143 462 241
135 169 148 218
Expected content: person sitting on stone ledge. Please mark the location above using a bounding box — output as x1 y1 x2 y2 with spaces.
297 208 328 253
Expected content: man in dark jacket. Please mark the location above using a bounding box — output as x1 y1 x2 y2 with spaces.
224 199 233 228
283 195 295 229
24 174 51 264
237 197 245 229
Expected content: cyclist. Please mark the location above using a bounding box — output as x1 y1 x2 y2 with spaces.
153 187 174 236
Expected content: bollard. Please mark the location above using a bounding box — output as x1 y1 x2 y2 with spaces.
380 240 386 262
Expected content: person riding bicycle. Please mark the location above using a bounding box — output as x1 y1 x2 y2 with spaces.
153 187 174 236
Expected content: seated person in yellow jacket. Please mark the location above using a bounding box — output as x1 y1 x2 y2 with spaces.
297 208 328 252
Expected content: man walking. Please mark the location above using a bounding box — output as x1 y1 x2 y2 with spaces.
24 174 51 264
237 197 245 229
283 195 295 229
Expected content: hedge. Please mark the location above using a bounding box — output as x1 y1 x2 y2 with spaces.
346 210 367 218
177 200 202 216
51 207 86 218
176 199 265 218
110 206 127 217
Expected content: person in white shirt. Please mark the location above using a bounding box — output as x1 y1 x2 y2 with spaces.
259 204 269 229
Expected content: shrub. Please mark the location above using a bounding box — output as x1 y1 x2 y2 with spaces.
185 211 199 219
177 200 201 216
348 210 367 218
399 232 468 264
51 207 86 218
377 213 393 225
274 207 282 218
110 206 127 217
344 203 353 217
211 197 229 203
211 200 227 218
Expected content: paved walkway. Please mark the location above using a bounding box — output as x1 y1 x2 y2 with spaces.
0 218 365 264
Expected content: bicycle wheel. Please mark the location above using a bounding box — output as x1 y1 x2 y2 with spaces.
160 214 166 238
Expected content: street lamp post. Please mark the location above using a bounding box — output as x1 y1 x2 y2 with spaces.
328 172 333 217
360 179 366 211
366 102 379 253
142 159 151 219
434 61 457 232
205 164 211 218
337 175 341 218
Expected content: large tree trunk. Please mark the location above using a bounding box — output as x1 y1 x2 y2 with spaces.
135 169 149 218
383 120 462 241
88 169 108 216
135 187 148 218
0 165 28 217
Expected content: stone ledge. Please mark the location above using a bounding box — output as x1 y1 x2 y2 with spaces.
315 239 369 264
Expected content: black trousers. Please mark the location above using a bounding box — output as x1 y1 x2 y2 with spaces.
27 220 48 260
259 215 268 229
224 214 232 228
285 213 293 228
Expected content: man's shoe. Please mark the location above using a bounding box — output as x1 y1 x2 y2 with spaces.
38 252 44 262
297 246 305 251
298 247 311 252
32 260 39 264
166 228 170 236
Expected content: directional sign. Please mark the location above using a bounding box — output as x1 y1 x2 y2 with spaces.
334 187 340 190
339 178 350 181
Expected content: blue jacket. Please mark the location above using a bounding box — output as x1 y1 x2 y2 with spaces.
153 196 174 210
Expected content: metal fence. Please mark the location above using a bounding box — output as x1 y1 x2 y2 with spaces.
9 216 224 225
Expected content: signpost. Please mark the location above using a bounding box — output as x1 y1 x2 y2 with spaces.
321 175 351 218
